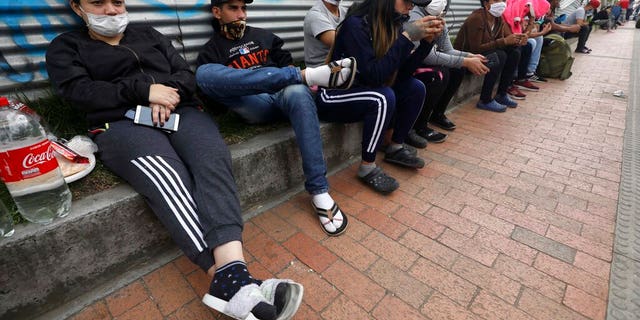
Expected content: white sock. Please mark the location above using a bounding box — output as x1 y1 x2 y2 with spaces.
304 59 353 87
312 193 344 232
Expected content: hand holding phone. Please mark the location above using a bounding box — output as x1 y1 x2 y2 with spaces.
134 105 180 132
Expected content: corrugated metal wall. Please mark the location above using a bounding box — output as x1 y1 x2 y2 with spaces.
0 0 488 98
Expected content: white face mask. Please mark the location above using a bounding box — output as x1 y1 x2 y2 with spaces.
324 0 341 5
488 2 507 17
80 6 129 37
426 0 447 16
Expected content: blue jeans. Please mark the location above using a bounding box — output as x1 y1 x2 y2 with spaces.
527 36 543 75
196 64 329 195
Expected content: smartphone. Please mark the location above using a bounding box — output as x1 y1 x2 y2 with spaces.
134 105 180 132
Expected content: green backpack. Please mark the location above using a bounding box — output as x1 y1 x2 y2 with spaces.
537 33 574 80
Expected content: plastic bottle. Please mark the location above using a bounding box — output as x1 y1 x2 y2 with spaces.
0 200 14 237
0 96 71 224
5 97 57 141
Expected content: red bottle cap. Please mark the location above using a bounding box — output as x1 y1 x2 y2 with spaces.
0 97 8 107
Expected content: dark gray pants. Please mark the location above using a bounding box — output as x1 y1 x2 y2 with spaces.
94 106 242 271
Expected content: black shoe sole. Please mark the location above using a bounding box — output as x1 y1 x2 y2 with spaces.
429 121 456 131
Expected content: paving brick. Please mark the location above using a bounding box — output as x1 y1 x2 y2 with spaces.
563 286 607 320
477 188 528 212
563 186 618 210
371 295 425 320
438 173 483 194
292 303 323 320
409 257 477 306
421 293 481 320
352 188 401 213
388 189 432 213
142 263 196 316
463 172 510 194
169 299 216 320
425 206 479 238
473 228 538 265
525 205 582 235
469 291 534 320
251 209 297 242
518 172 565 192
518 288 588 320
391 206 445 239
399 230 459 269
327 175 363 197
322 234 377 272
460 206 514 236
493 255 565 302
493 205 548 235
322 260 385 311
71 300 111 320
320 295 371 320
397 179 424 196
244 231 295 274
451 256 521 304
367 259 432 308
357 207 408 240
343 216 373 242
278 261 338 312
437 188 498 214
173 255 199 275
439 228 498 267
185 270 212 298
580 224 615 247
545 226 612 262
428 161 468 178
282 232 337 273
572 251 611 280
533 254 609 299
555 204 615 231
116 299 163 320
511 227 576 263
361 230 418 271
331 192 369 218
507 186 558 212
105 280 149 317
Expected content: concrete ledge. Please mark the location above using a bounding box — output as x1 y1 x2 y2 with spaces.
0 74 484 320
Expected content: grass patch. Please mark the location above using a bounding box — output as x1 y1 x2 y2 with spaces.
2 90 288 224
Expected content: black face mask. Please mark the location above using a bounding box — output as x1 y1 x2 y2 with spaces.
221 20 246 40
393 12 410 24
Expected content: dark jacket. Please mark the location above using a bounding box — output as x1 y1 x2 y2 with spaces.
46 25 198 128
196 26 293 69
453 8 514 53
330 15 434 87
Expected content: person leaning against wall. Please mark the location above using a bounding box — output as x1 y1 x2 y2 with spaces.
405 0 490 149
45 1 304 319
196 0 357 237
453 0 527 112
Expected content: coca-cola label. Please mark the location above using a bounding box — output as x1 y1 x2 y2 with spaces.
0 139 58 182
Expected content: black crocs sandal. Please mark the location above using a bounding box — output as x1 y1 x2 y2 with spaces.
328 57 357 90
358 167 399 194
312 202 348 236
384 147 425 168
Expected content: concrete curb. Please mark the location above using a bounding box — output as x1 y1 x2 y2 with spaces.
0 76 484 320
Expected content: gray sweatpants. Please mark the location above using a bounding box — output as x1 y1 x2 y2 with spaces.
94 106 242 271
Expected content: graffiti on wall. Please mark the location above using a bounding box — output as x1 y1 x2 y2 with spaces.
0 0 208 94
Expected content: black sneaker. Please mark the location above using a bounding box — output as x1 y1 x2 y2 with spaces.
406 129 428 148
527 73 548 83
429 115 456 131
416 127 447 143
384 147 425 169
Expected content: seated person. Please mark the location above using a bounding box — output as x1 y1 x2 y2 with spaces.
406 0 490 148
592 6 614 31
454 0 526 112
196 0 354 236
303 0 347 67
315 0 441 194
46 1 302 319
561 0 600 53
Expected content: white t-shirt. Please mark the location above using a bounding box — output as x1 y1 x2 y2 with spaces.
303 0 347 67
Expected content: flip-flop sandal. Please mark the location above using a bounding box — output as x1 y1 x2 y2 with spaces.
259 279 304 320
202 284 265 320
312 202 349 236
384 147 425 168
328 57 357 90
358 167 399 194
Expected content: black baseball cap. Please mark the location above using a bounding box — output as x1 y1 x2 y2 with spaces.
211 0 253 5
411 0 432 6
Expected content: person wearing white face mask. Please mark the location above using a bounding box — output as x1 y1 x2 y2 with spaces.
404 0 491 148
453 0 527 113
47 1 305 319
304 0 348 67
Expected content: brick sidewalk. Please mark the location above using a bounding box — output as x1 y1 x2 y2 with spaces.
69 25 634 320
